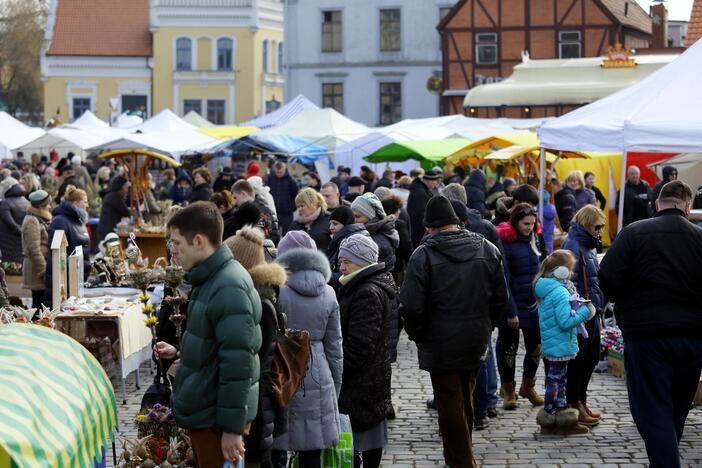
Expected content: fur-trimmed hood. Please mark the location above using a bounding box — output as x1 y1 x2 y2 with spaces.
248 261 287 303
276 248 331 298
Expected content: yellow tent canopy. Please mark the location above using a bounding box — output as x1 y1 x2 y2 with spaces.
198 126 259 140
484 145 558 163
445 132 590 166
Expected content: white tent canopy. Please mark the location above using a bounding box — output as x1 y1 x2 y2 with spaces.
19 127 127 156
89 109 215 159
241 94 319 129
67 110 109 130
256 107 371 150
114 112 143 129
538 40 702 153
0 112 45 158
182 111 214 128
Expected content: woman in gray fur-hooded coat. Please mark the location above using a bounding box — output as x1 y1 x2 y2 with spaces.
272 246 343 455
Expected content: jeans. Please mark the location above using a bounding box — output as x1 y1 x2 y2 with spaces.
543 360 569 414
496 326 542 384
624 337 702 468
430 369 479 468
473 341 498 417
566 317 601 404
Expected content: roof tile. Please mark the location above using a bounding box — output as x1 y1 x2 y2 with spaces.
599 0 652 35
685 0 702 47
47 0 151 57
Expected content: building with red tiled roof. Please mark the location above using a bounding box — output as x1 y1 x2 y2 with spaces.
41 0 285 129
438 0 653 117
47 0 151 57
685 0 702 47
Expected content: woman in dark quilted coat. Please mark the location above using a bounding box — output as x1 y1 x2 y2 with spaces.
337 234 396 468
0 181 29 263
495 203 545 410
226 226 288 467
561 205 608 426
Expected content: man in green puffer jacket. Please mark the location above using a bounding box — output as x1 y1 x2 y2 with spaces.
155 201 262 466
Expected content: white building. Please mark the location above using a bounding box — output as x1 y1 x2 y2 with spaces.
668 20 688 47
283 0 458 127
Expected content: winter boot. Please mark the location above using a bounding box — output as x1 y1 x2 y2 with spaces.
582 401 602 420
501 383 518 410
554 408 590 435
518 377 545 406
536 408 557 435
573 401 600 426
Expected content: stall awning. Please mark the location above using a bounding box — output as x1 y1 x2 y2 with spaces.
464 54 678 108
199 126 259 140
365 139 473 164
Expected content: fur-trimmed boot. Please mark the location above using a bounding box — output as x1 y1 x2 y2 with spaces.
554 408 589 435
501 383 518 410
536 408 557 435
518 377 545 406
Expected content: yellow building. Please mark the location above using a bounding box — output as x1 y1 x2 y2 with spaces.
41 0 284 125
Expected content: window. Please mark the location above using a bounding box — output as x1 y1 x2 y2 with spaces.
380 9 401 51
207 99 226 125
379 82 401 125
559 31 582 59
322 10 342 52
475 33 498 65
122 95 147 118
262 40 269 73
439 7 453 21
72 98 91 120
183 99 202 115
176 37 192 70
278 42 284 73
217 38 233 70
322 83 344 113
266 99 281 114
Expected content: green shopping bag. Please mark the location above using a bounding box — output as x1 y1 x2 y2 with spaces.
292 415 354 468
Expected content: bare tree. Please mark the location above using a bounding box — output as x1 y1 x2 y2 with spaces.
0 0 48 122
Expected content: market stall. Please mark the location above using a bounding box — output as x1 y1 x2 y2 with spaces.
365 139 473 170
0 323 117 468
98 149 179 266
55 292 154 404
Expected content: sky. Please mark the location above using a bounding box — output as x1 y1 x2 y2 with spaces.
635 0 694 21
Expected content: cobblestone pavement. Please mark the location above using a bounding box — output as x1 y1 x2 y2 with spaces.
109 331 702 467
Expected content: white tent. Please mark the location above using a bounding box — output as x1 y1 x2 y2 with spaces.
89 109 216 159
0 112 45 159
68 110 109 130
537 39 702 231
241 94 319 129
114 112 143 129
182 111 214 128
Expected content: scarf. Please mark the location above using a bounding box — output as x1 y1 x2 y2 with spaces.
28 206 52 224
297 207 321 227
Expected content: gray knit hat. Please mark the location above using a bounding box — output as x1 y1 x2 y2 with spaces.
351 193 386 222
278 230 316 256
441 183 468 205
339 234 378 267
373 186 392 200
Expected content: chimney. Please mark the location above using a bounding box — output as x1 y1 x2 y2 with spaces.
651 3 668 48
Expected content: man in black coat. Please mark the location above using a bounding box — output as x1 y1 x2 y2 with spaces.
616 165 653 227
599 181 702 468
651 165 678 211
406 169 440 248
265 161 298 234
400 196 508 468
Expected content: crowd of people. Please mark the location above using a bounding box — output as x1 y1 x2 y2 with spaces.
0 150 699 468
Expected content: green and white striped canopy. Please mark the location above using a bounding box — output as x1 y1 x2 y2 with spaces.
0 324 117 468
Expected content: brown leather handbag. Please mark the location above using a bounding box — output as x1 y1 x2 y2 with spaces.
270 312 311 407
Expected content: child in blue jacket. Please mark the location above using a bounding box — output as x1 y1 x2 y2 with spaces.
533 249 596 435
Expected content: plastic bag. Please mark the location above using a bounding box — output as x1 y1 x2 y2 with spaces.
292 414 354 468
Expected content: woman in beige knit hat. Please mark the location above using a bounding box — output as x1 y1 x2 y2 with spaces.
225 226 287 466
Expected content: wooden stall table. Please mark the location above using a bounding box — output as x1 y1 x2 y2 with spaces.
55 292 153 404
119 230 168 267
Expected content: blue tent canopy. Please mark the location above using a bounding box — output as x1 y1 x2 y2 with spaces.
210 134 327 165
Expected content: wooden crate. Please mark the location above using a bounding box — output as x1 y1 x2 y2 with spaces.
607 349 625 378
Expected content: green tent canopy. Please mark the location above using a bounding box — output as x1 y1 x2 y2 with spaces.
364 139 472 169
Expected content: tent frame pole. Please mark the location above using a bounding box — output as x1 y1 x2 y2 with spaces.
538 147 545 224
617 151 628 234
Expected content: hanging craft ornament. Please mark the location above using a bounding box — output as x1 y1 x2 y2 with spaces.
125 233 142 265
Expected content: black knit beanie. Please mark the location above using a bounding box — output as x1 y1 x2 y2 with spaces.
330 206 355 226
424 196 460 228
